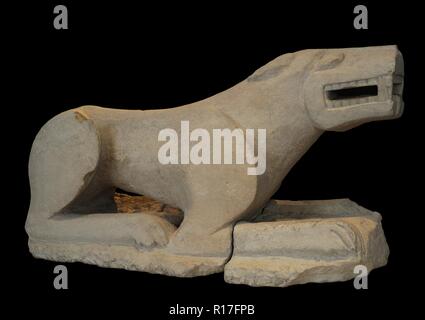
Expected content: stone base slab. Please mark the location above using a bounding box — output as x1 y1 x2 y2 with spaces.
224 199 389 287
28 198 389 286
29 238 226 277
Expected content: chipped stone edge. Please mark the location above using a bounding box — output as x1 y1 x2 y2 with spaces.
28 237 226 277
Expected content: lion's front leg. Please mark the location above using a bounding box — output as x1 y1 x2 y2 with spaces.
28 212 177 249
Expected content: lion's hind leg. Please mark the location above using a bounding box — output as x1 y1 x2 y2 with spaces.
26 108 101 231
26 108 178 256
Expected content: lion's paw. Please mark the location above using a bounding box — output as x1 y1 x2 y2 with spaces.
127 214 177 249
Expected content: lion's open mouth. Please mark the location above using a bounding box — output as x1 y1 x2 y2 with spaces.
326 81 378 105
324 73 404 111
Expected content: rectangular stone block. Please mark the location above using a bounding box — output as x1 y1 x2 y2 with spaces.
224 199 389 287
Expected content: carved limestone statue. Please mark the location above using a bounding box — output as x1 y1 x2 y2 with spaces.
26 45 403 286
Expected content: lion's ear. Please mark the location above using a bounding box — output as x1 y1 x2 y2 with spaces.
247 53 295 82
315 52 345 71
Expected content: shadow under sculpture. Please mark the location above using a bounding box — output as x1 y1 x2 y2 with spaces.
26 45 403 287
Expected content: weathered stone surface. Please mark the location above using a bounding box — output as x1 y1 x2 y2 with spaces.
224 199 389 287
29 240 225 277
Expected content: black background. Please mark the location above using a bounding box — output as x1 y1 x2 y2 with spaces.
4 1 423 317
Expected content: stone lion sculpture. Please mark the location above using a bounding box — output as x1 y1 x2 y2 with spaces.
25 45 403 284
